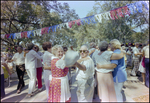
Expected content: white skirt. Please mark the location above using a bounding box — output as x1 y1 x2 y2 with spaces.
138 58 145 73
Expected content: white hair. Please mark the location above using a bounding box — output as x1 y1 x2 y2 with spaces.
80 44 89 50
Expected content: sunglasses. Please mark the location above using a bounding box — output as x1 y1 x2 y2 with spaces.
34 47 37 49
79 50 88 53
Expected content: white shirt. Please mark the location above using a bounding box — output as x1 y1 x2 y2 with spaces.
76 56 95 80
36 51 43 68
94 51 114 73
132 47 140 59
42 51 53 67
12 52 25 65
92 49 100 66
143 45 149 58
25 50 43 70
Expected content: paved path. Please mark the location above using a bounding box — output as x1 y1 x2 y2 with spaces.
1 68 149 102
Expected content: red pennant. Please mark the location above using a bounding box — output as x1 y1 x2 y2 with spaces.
41 27 49 35
116 7 124 17
110 10 118 20
21 32 28 38
122 6 130 16
5 34 10 39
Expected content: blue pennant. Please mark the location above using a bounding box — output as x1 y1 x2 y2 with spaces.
27 31 34 38
90 15 97 24
135 1 143 13
8 33 14 39
127 3 137 14
141 1 149 10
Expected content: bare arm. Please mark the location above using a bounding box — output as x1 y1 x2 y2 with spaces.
110 52 124 60
2 63 11 75
89 49 95 56
74 62 86 71
44 66 51 70
97 63 117 69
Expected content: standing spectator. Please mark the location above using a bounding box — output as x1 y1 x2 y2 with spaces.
126 46 132 67
48 45 71 102
25 43 43 97
89 42 96 58
143 40 149 88
42 42 53 100
33 45 43 92
74 44 95 102
1 53 11 99
130 42 143 76
7 45 25 94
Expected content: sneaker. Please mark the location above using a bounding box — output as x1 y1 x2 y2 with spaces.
38 87 43 92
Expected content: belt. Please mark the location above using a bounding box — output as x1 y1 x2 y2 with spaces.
16 64 25 66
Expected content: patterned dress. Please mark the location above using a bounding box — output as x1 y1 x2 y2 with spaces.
48 58 71 102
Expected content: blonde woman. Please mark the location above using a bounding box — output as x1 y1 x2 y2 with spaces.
48 45 71 102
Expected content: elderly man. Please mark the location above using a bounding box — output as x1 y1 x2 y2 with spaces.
130 42 143 76
74 44 95 102
25 43 43 97
8 45 25 94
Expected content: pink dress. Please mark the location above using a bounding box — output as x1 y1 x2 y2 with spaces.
48 58 71 102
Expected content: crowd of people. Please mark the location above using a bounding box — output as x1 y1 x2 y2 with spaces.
1 39 149 102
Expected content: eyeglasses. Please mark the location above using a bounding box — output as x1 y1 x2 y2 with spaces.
79 50 88 53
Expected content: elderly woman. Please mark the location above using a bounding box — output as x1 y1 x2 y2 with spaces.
48 45 71 102
95 41 124 102
25 43 43 97
97 39 127 102
42 42 53 100
33 45 43 92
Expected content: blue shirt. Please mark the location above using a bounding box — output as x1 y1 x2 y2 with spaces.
111 49 127 83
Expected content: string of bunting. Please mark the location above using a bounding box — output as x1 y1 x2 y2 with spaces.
1 1 149 40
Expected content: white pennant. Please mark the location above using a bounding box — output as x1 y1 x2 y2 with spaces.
15 33 21 39
95 14 102 23
1 34 5 39
33 29 42 36
65 23 69 28
102 11 111 20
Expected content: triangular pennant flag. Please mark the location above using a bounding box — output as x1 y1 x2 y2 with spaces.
116 7 124 18
127 3 137 14
33 29 42 36
65 23 69 28
89 15 97 24
68 20 76 28
5 34 10 39
102 11 111 20
21 31 28 38
8 33 15 39
27 31 34 38
141 1 149 10
41 27 49 35
122 6 130 16
95 14 102 23
1 34 5 39
15 33 21 39
134 1 143 13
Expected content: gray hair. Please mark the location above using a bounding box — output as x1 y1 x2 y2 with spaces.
98 41 108 51
27 43 34 50
90 42 96 48
81 44 89 50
